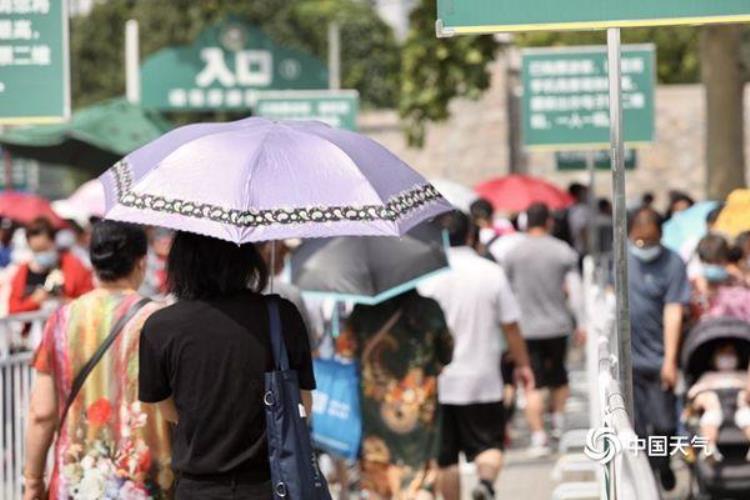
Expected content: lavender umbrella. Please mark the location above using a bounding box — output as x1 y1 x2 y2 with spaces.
99 118 451 243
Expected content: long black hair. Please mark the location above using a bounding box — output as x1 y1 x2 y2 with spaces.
167 232 268 300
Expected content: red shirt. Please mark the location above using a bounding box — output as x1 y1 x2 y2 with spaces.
9 252 93 313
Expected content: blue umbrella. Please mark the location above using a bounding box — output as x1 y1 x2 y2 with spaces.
662 201 718 253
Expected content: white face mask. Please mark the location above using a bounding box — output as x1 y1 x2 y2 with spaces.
629 242 662 263
32 250 59 271
716 354 739 372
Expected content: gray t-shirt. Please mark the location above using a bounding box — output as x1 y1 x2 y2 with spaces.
504 234 579 339
567 203 591 255
628 248 691 373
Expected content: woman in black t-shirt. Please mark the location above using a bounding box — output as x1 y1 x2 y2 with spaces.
138 232 316 500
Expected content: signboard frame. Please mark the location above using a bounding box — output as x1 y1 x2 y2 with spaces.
0 0 71 124
520 44 656 150
436 0 750 36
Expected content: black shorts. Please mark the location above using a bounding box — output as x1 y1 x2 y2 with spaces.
500 351 515 385
526 336 569 389
437 402 506 467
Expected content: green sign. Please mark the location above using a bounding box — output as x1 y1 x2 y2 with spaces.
255 91 359 131
141 18 329 111
437 0 750 35
556 150 637 171
521 45 655 149
0 0 70 124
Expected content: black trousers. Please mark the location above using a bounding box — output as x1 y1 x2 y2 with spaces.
176 476 272 500
632 369 677 472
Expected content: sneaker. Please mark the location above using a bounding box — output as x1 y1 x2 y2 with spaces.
551 412 565 439
527 431 551 458
471 480 496 500
703 443 723 463
659 466 676 491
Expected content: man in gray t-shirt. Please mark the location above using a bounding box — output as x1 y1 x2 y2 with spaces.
505 202 584 455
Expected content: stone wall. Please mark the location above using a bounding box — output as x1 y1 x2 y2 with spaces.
360 59 750 208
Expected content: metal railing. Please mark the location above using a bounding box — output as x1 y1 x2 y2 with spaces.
0 310 50 499
583 255 661 500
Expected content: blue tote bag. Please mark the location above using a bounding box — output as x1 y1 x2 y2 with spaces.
264 296 332 500
311 358 362 460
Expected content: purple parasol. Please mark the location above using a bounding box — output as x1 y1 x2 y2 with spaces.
99 118 452 243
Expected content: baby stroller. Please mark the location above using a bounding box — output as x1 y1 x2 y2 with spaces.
681 316 750 499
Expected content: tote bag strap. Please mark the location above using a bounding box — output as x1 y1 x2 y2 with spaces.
266 295 290 371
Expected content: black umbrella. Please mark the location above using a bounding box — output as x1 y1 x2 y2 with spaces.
291 222 448 305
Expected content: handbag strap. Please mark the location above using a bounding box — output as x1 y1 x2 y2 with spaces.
58 296 151 431
266 295 290 371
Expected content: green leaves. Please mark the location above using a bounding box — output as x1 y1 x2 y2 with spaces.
398 0 497 147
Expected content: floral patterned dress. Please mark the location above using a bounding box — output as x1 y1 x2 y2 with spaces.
32 289 173 500
337 291 452 499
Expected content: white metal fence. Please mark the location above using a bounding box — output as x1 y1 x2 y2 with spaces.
0 311 50 499
584 256 661 500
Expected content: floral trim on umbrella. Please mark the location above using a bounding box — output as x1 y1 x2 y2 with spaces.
111 160 445 228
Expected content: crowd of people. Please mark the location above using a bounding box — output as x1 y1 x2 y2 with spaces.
625 196 750 492
9 181 750 499
0 216 172 321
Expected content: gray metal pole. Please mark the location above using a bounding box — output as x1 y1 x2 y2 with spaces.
607 28 634 420
328 22 341 90
125 20 140 104
586 151 598 256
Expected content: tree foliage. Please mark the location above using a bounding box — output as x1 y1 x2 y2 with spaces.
398 0 498 147
70 0 400 111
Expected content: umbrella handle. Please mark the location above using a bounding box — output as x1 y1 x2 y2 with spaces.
269 240 275 292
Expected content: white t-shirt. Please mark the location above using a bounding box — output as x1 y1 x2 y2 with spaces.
418 246 521 405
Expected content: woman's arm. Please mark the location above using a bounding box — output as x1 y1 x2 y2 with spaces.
154 397 179 424
24 372 58 500
10 267 45 313
301 390 313 418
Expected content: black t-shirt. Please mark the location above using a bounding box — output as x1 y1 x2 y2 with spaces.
25 269 48 295
138 291 315 479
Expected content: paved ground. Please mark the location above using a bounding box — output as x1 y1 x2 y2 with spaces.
495 451 560 499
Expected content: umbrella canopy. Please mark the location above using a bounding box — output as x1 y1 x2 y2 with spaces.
0 192 66 227
291 222 448 305
714 189 750 238
100 117 451 243
661 200 718 253
430 178 477 214
475 174 574 213
0 98 173 172
52 179 106 225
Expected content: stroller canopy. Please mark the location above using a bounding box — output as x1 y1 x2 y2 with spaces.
681 316 750 382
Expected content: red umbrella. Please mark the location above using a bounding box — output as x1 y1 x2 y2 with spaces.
475 174 574 213
0 191 66 227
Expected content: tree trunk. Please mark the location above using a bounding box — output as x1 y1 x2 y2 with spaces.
701 25 746 200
